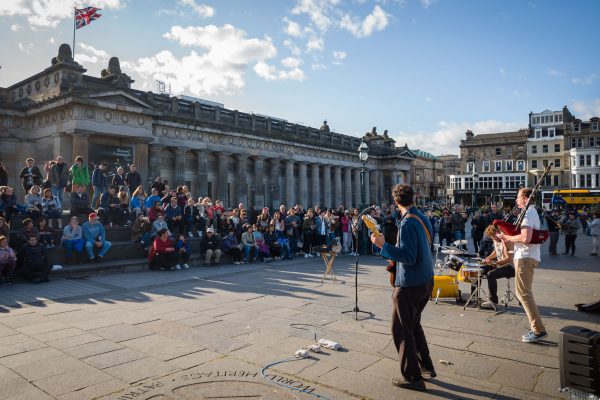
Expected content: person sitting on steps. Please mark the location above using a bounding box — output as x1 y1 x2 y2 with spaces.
82 212 111 263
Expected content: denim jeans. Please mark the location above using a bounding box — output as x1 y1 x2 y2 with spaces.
85 240 111 259
92 185 103 208
281 242 291 258
51 185 64 206
242 244 258 261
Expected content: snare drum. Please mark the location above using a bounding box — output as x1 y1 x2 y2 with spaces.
458 263 481 283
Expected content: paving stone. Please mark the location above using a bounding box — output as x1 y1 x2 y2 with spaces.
175 314 220 327
468 341 557 369
84 348 147 369
15 320 68 335
57 378 129 400
45 332 103 349
89 323 154 343
0 346 63 368
166 349 223 369
10 354 89 381
0 313 48 329
5 385 54 400
62 339 124 358
31 327 85 342
534 368 563 398
119 334 203 361
489 362 545 391
33 364 114 397
453 353 500 380
0 339 46 358
103 356 178 384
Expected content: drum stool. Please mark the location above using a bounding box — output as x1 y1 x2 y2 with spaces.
499 278 520 309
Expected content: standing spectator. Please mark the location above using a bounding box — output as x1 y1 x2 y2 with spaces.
19 235 52 283
202 227 221 266
174 234 191 269
0 162 8 186
383 210 398 246
24 185 43 222
241 224 258 263
98 186 122 226
176 186 188 209
486 204 503 227
82 213 112 263
562 213 581 256
257 207 271 229
0 218 10 245
151 176 166 196
61 216 84 264
470 211 486 254
302 208 316 258
91 162 108 208
545 210 561 256
41 188 62 228
50 156 69 205
223 228 243 265
285 208 301 256
184 198 199 238
131 214 152 249
19 158 43 193
1 187 19 222
164 197 184 235
589 212 600 256
37 217 56 249
125 164 142 195
341 210 351 254
129 187 147 218
69 156 90 192
253 225 271 262
451 205 467 249
350 208 360 256
69 185 94 218
0 235 16 285
438 212 453 247
112 167 127 190
149 228 178 271
42 160 55 190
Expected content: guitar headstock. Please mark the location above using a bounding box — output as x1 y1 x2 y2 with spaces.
361 214 381 236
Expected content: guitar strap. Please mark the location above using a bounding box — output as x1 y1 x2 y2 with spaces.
405 214 432 245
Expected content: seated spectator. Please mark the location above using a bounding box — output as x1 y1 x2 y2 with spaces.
131 214 152 249
69 185 94 218
16 218 39 251
0 235 16 285
37 217 56 249
82 213 111 263
184 198 202 238
20 235 51 283
145 188 161 210
202 197 215 228
0 217 10 245
1 187 20 222
41 188 62 228
175 234 191 269
240 224 258 263
161 190 176 208
98 186 123 226
130 186 147 218
257 207 271 230
151 213 169 239
264 224 282 261
61 216 84 265
117 186 132 225
148 201 163 223
252 225 270 262
202 227 221 266
176 186 188 209
25 185 44 222
222 228 242 265
164 197 184 235
149 228 178 271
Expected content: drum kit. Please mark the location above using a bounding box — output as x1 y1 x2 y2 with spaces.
431 240 497 310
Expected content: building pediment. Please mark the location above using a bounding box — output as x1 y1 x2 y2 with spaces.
87 91 153 110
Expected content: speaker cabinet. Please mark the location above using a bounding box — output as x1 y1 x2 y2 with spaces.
559 326 600 396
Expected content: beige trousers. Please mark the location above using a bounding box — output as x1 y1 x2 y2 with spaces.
514 258 546 334
205 249 221 264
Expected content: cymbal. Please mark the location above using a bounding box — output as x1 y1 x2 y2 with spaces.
453 240 468 245
441 249 466 255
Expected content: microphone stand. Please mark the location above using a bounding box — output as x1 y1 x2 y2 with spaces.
342 208 374 321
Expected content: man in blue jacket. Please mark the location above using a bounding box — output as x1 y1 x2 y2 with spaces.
370 185 434 392
91 162 108 208
82 212 111 263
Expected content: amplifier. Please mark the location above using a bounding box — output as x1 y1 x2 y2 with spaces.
559 326 600 396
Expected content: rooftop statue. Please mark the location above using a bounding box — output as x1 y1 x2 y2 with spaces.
320 120 330 132
51 44 74 65
101 57 133 88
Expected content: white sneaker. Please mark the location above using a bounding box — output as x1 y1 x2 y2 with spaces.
234 261 241 265
174 264 181 270
51 265 63 272
188 232 193 238
309 254 315 258
197 231 202 237
304 254 309 258
183 263 190 269
481 300 497 309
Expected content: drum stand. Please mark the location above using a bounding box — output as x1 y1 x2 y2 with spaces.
499 278 520 309
463 270 497 311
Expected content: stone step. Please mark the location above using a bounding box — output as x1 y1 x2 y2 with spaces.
9 213 88 230
10 226 134 243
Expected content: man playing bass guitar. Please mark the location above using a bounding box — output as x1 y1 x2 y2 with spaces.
370 185 435 392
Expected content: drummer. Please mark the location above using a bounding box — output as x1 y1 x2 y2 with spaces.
480 224 516 309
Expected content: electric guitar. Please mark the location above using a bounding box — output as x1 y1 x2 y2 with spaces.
361 215 397 287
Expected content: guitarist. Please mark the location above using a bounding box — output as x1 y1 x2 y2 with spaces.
370 185 435 392
497 187 547 343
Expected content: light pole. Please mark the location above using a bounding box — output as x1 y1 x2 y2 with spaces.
358 140 369 255
472 169 479 211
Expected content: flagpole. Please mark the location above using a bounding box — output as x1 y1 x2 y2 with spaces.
72 7 76 60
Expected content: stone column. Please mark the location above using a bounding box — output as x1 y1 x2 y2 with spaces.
217 152 229 206
354 168 361 208
323 164 332 208
195 149 208 196
254 157 265 208
299 163 308 208
311 164 320 207
378 170 386 204
72 133 89 165
148 143 163 189
270 159 281 209
344 167 352 208
334 166 342 207
364 169 371 205
236 154 248 207
285 160 295 206
175 147 186 187
133 142 148 190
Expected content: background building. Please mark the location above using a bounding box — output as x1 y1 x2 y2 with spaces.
566 115 600 189
411 149 444 204
0 44 416 208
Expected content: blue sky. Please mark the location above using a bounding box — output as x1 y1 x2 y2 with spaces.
1 0 599 155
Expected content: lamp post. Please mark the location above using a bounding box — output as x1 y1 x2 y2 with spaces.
472 169 479 211
358 140 369 254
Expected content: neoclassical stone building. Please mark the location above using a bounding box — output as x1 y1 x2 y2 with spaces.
0 44 415 208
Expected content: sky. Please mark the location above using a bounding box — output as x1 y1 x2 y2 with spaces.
1 0 599 155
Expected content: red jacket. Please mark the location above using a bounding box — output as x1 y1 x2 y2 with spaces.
148 236 173 261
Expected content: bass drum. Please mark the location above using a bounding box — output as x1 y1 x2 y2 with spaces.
432 275 460 300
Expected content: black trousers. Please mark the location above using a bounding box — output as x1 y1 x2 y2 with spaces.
391 280 434 381
226 247 242 262
480 265 515 303
565 234 577 254
548 231 559 254
150 252 177 270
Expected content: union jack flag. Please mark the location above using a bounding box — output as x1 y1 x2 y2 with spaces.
75 7 102 29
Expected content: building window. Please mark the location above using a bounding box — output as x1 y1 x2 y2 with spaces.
495 161 502 172
586 154 592 166
571 138 583 148
505 160 513 171
555 158 561 168
558 114 563 122
516 160 525 171
467 162 474 173
483 161 490 172
548 127 555 137
506 175 526 189
574 123 580 132
495 148 501 156
465 177 473 189
535 128 542 138
593 122 599 132
579 155 585 166
553 175 559 186
590 137 595 148
493 176 503 189
587 174 592 187
596 137 600 147
554 143 561 152
532 145 537 154
531 160 538 169
542 144 548 153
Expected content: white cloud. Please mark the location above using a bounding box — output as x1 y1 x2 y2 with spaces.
254 61 305 82
18 42 34 54
49 37 55 44
178 0 214 18
306 36 324 51
340 5 388 38
76 42 110 64
571 74 597 86
291 0 337 32
283 39 302 56
570 99 600 120
0 0 123 29
311 63 327 71
393 120 522 155
281 57 302 68
420 0 434 8
332 50 346 60
547 69 566 77
127 24 278 96
10 24 21 31
283 17 303 37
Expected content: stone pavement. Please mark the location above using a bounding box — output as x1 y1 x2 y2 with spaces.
0 234 598 400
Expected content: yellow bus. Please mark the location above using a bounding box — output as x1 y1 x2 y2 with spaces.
541 189 600 210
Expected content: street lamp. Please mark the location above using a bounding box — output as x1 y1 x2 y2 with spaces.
472 168 479 210
358 140 369 255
